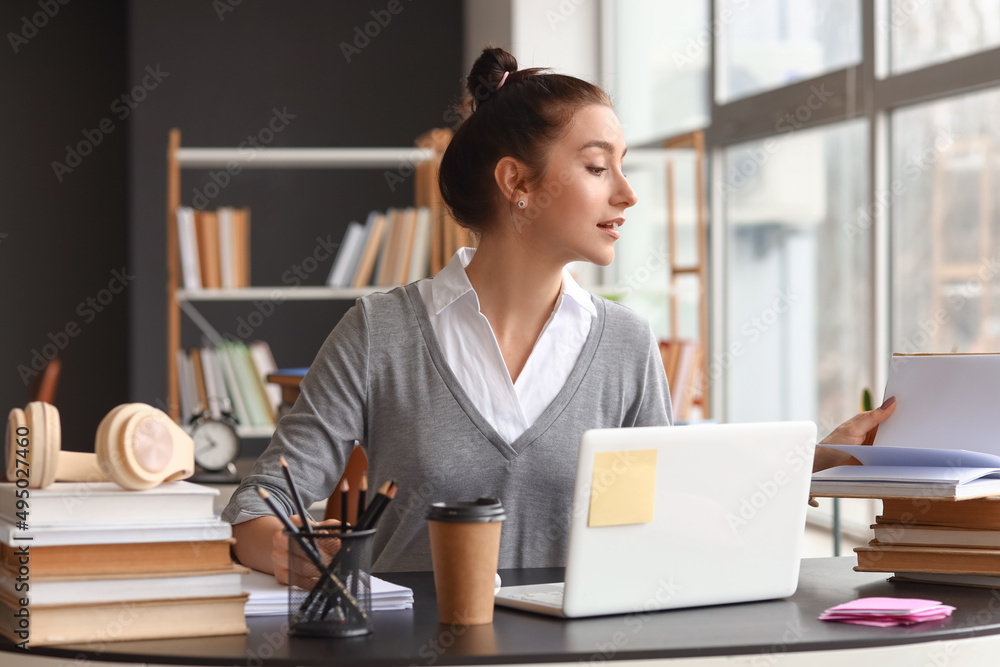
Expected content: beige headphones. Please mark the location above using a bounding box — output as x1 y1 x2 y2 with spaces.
5 402 194 490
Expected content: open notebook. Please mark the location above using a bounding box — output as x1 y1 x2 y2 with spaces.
811 353 1000 499
242 570 413 615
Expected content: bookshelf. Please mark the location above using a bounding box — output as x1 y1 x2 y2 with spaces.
165 128 459 431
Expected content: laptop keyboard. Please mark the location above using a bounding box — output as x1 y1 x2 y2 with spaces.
501 583 565 607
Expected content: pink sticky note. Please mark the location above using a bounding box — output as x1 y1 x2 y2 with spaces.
819 597 955 626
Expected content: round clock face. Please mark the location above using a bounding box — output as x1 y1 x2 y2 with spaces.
191 420 239 472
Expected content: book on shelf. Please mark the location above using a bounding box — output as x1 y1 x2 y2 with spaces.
176 205 250 291
0 481 217 526
375 207 401 287
326 220 367 288
176 206 202 290
195 209 222 288
395 207 419 285
408 207 432 284
352 210 386 288
0 590 248 646
811 353 1000 499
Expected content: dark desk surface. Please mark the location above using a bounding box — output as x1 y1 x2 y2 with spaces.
5 558 1000 665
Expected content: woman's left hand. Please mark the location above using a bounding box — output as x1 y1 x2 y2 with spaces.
813 396 896 473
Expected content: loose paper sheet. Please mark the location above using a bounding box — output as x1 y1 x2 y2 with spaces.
588 449 657 527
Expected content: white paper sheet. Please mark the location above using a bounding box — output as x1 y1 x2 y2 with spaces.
875 354 1000 455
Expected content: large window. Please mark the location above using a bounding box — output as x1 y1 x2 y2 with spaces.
889 0 1000 74
725 122 870 432
892 88 1000 354
716 0 861 103
610 0 710 143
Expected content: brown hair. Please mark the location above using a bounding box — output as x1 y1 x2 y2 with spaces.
439 47 612 235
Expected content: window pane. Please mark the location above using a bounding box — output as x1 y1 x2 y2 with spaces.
602 151 703 343
892 88 1000 354
717 0 860 103
724 121 870 435
612 0 710 143
889 0 1000 75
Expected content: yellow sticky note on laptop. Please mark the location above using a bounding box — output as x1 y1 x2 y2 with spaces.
588 449 658 527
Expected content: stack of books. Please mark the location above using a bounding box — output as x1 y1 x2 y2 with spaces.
0 481 247 646
854 496 1000 588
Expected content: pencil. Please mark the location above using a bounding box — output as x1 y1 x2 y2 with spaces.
357 472 368 524
280 456 315 541
339 478 350 529
355 480 392 531
254 487 366 620
357 482 397 531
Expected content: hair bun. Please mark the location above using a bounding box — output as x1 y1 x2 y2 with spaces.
467 47 518 111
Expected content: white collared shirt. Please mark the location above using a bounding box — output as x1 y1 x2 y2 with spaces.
415 247 596 444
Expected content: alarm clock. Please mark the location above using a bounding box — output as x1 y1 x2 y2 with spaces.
189 413 240 474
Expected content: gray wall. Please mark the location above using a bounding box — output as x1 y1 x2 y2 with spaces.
0 1 129 451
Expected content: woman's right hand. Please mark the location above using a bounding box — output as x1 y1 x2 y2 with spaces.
271 515 343 586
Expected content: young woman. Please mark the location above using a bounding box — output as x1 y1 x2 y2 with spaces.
224 47 894 580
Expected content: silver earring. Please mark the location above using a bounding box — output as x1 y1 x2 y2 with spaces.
517 200 526 208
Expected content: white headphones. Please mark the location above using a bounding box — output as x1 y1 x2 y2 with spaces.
5 402 194 490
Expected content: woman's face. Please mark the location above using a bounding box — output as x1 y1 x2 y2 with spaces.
521 104 638 266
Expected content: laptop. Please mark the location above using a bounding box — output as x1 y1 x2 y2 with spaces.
494 421 817 618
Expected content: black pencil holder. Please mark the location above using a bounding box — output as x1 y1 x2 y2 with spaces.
285 526 375 637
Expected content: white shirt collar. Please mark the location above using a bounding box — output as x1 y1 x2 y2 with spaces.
429 247 597 317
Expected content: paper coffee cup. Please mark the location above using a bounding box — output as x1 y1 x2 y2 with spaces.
427 498 506 625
